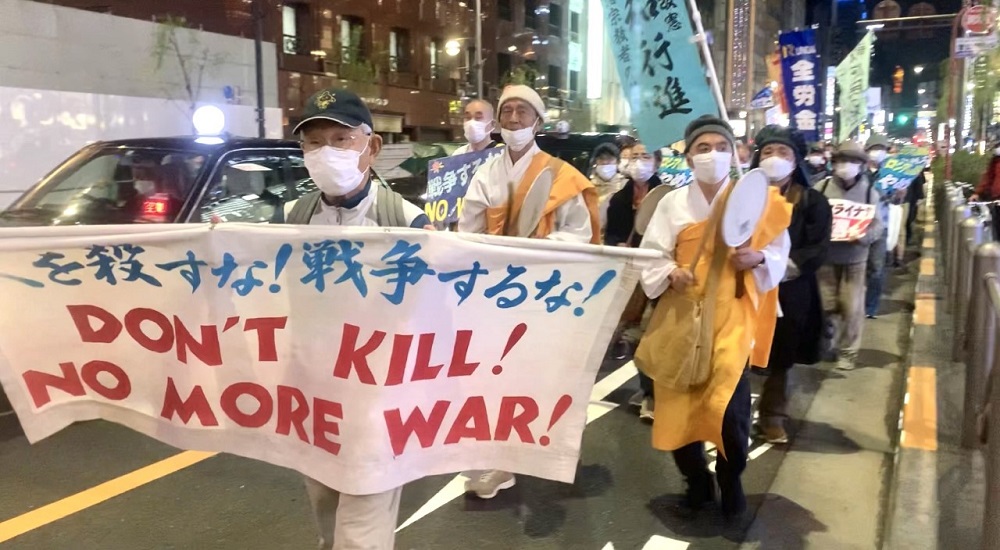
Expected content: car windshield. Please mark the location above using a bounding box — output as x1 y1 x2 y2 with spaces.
2 146 206 225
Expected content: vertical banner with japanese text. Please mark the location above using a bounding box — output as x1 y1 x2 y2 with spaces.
424 148 503 225
0 224 655 495
603 0 717 148
779 29 820 143
836 32 874 143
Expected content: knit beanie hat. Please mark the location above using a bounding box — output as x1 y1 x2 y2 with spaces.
683 115 735 153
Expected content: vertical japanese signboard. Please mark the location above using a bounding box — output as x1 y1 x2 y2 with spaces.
779 29 820 143
836 32 874 143
603 0 717 147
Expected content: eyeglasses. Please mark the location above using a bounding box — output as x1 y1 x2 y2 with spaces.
300 133 369 153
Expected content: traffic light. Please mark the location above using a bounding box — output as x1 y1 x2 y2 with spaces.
898 113 910 125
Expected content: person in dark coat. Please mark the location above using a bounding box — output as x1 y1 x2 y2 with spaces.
749 125 833 444
605 140 664 420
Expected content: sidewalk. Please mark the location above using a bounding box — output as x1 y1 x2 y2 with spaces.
882 191 987 549
741 222 918 548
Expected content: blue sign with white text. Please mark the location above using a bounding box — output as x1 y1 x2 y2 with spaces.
779 29 820 143
425 148 503 225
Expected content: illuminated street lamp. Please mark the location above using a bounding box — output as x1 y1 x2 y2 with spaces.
914 65 924 74
445 40 461 57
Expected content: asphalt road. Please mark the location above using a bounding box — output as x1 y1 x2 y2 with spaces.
0 356 811 550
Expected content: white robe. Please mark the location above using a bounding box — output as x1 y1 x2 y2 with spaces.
638 181 790 304
458 143 593 242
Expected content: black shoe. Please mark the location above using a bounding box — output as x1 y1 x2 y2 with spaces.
611 340 630 360
673 474 716 518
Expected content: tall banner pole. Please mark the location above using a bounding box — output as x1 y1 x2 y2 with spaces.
686 0 743 176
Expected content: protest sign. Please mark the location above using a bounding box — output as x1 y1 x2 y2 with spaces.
829 199 877 242
779 29 820 143
658 156 694 188
0 224 653 495
603 0 717 147
424 148 503 224
875 146 930 193
836 32 874 142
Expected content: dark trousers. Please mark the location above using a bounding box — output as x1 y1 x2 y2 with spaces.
639 371 654 398
759 360 793 429
671 369 751 516
865 235 887 317
905 200 920 244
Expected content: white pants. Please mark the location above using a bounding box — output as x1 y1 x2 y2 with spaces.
304 476 403 550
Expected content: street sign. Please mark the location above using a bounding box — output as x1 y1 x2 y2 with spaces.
962 6 996 35
955 35 999 59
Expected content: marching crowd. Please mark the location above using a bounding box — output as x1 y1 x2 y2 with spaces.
288 82 923 549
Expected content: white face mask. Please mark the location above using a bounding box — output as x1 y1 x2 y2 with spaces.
134 180 156 195
595 164 618 181
869 149 887 164
304 141 370 197
807 155 826 166
834 162 861 181
691 151 733 185
463 119 491 144
760 157 796 182
629 159 656 182
501 124 536 152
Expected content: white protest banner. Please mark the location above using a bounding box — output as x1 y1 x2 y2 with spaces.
0 224 655 495
828 199 877 242
836 32 874 143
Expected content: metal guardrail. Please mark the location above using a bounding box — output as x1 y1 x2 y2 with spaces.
940 180 1000 549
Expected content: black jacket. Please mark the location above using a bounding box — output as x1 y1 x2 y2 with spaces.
604 175 663 247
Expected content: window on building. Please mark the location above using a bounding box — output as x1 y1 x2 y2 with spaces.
549 3 563 37
282 4 304 55
498 0 512 20
548 65 562 98
569 70 579 98
340 17 365 62
497 53 513 81
570 12 580 42
389 28 411 72
525 0 537 28
430 40 440 79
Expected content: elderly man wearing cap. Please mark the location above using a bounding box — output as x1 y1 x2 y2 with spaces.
459 84 600 244
817 141 883 371
634 115 792 521
287 87 432 550
457 85 600 500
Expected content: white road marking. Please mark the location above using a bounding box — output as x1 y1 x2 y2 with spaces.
395 362 639 533
642 534 691 549
601 543 615 550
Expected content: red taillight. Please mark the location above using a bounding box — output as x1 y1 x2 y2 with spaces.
140 194 171 220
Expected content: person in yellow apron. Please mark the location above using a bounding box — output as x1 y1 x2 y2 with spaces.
634 115 792 521
457 84 601 499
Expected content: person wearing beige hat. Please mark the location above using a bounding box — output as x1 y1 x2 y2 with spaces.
458 85 600 500
459 84 600 244
817 141 883 371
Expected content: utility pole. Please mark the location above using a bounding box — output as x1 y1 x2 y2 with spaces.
252 0 266 138
475 0 484 99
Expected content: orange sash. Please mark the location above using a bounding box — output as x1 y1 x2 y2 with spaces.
485 152 600 243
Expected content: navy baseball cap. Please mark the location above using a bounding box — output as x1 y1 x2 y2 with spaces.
293 88 374 135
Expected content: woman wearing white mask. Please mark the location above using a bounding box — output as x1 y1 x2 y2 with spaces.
452 99 498 156
747 126 832 444
817 141 882 371
604 141 664 404
634 115 792 521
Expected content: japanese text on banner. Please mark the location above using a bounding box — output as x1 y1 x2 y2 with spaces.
836 32 874 143
829 199 877 242
875 146 930 194
779 29 820 143
424 148 503 225
0 224 652 495
603 0 717 148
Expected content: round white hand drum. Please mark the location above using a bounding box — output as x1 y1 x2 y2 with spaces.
722 168 770 248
